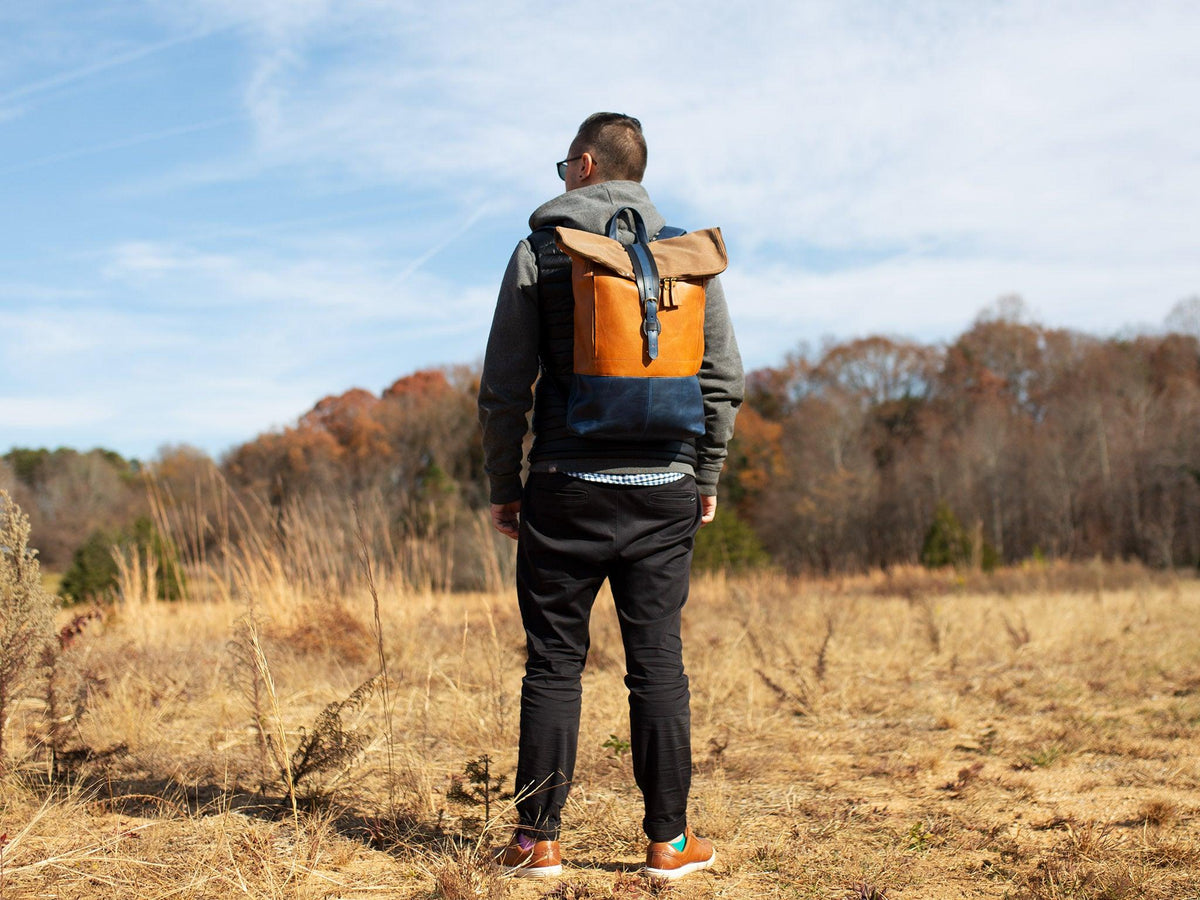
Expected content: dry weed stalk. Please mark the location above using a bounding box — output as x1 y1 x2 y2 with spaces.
230 608 273 781
914 596 942 653
473 509 506 595
1002 611 1032 649
416 778 548 900
39 608 105 779
232 587 382 814
111 541 158 607
754 667 813 717
0 490 57 769
354 502 396 813
288 674 379 799
430 843 504 900
740 600 820 717
814 609 837 681
238 601 300 826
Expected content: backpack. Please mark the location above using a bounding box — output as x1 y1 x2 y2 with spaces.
553 207 728 441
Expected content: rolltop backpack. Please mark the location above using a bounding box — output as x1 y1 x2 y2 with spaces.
553 207 728 441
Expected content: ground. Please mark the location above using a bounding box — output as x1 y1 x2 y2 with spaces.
2 563 1198 899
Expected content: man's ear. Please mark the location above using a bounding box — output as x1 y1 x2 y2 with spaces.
579 152 596 182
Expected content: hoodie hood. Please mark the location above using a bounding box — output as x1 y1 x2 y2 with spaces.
528 181 667 243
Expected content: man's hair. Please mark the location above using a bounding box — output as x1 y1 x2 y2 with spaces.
571 112 647 182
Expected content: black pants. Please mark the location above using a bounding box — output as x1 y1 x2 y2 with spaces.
513 472 701 843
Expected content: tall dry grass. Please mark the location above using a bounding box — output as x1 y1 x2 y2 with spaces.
142 463 512 607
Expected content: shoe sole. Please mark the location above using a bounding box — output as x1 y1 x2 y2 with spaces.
643 849 716 880
503 863 563 878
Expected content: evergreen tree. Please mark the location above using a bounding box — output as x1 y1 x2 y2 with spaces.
920 502 973 569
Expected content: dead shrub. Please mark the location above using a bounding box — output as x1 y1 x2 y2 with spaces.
431 844 504 900
278 595 373 663
847 882 890 900
537 880 600 899
940 761 985 796
1136 798 1178 828
1023 859 1140 900
0 489 58 769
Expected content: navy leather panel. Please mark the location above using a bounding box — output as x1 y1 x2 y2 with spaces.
567 374 705 441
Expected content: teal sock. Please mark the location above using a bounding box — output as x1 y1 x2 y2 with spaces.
668 833 687 852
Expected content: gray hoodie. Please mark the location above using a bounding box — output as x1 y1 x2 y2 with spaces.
478 180 744 504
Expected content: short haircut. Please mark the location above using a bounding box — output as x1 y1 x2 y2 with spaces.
571 112 647 182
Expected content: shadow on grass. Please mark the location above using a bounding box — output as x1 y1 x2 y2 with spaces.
17 767 458 857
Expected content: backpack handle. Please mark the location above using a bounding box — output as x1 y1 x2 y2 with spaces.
605 207 650 244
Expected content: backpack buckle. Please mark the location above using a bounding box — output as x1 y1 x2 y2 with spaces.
642 299 660 360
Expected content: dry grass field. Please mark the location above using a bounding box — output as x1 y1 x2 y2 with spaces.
2 561 1199 899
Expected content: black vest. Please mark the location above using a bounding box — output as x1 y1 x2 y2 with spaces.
526 228 698 469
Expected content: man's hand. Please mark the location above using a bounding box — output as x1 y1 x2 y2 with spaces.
490 501 521 540
700 494 717 526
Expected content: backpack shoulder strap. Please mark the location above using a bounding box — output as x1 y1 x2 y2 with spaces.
527 225 558 256
606 207 687 243
653 225 687 240
527 226 566 284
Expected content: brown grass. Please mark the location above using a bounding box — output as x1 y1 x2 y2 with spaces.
1 562 1198 899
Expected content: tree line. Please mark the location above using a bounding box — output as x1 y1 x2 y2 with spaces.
3 299 1198 596
730 300 1199 571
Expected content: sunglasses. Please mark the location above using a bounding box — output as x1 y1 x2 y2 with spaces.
556 155 584 181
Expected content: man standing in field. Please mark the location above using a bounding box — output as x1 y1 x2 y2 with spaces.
477 112 743 880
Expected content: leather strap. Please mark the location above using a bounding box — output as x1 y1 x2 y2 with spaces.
606 207 650 243
606 208 683 361
625 240 661 360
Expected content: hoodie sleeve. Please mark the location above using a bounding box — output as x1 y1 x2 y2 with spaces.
478 241 541 505
695 274 744 496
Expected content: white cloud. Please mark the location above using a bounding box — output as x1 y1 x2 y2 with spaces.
726 254 1200 366
0 17 233 108
0 395 115 429
0 116 245 176
0 305 185 366
0 230 502 458
102 235 484 321
6 0 1199 458
0 282 97 301
144 2 1199 310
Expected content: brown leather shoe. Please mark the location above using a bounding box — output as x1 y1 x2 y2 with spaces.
644 826 716 880
495 831 562 878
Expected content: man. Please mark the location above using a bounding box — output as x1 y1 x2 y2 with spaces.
478 112 743 880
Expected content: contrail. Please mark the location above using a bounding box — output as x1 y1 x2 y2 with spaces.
178 202 436 243
393 204 493 284
0 115 245 175
0 25 238 108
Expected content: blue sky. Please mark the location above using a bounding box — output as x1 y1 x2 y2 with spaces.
2 1 1197 463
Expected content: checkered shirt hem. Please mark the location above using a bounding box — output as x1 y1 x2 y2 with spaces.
564 471 687 486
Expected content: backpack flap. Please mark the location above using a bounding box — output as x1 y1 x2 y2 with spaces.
554 228 635 277
646 228 727 280
554 227 727 281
